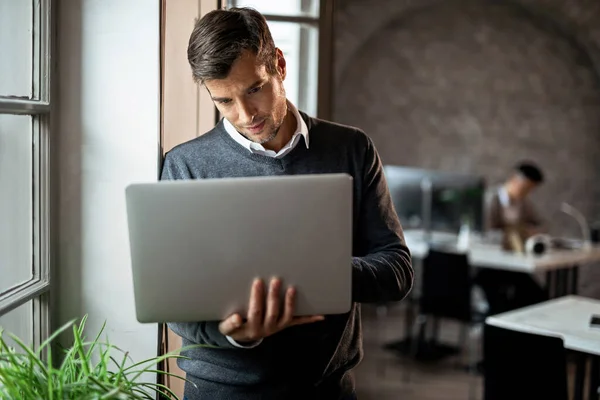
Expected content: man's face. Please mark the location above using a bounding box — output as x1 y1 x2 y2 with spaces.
204 49 288 146
511 175 538 200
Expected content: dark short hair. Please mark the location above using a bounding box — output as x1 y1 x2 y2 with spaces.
515 161 544 184
187 7 277 83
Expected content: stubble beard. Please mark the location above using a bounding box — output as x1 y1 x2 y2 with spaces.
245 81 288 145
250 97 288 145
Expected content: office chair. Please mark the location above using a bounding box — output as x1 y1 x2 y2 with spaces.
410 248 485 362
406 248 485 399
483 323 568 400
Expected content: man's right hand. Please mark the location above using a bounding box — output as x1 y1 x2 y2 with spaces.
218 278 324 343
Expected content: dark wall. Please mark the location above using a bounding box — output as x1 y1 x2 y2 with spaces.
333 0 600 295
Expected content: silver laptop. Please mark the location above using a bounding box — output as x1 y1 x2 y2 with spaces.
125 173 353 323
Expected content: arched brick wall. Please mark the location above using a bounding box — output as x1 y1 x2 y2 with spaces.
333 0 600 295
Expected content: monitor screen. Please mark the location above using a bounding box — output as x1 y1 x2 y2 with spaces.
383 165 486 233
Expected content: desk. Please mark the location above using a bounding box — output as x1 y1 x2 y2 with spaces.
386 230 600 363
404 229 600 273
486 296 600 400
486 295 600 356
404 229 600 296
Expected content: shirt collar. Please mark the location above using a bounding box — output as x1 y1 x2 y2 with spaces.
498 186 510 208
222 100 309 152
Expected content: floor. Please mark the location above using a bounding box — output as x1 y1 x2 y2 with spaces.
353 302 597 400
353 303 483 400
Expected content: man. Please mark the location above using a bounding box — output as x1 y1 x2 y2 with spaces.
486 161 546 238
475 161 548 315
160 7 413 400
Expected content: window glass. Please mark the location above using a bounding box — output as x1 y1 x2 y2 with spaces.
230 0 319 18
0 0 33 98
269 21 319 116
0 300 33 350
0 114 33 295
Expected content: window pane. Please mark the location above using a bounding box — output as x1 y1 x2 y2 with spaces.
0 0 33 98
0 300 33 350
230 0 319 18
0 115 33 294
268 21 319 117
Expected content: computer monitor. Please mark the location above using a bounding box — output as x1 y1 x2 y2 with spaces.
383 165 486 234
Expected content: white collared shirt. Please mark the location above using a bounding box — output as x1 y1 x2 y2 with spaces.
498 186 520 225
498 186 510 208
223 100 309 158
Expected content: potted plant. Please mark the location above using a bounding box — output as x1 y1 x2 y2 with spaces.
0 315 193 399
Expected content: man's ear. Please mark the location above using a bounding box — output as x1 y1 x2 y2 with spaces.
275 48 286 80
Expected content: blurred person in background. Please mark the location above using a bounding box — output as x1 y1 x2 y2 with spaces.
475 161 548 314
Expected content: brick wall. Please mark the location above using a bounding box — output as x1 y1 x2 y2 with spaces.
333 0 600 296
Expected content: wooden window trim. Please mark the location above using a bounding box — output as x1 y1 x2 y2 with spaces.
158 1 219 398
161 0 219 157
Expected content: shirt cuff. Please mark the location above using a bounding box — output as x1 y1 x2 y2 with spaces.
226 335 263 348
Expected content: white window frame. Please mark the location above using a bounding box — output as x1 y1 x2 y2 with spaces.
221 0 334 119
0 0 53 350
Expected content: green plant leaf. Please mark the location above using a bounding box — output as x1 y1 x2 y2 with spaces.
0 314 189 400
37 317 78 357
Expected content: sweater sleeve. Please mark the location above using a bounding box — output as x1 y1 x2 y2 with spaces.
351 136 414 303
160 151 242 349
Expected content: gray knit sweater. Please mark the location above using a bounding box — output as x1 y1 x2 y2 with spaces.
160 112 413 400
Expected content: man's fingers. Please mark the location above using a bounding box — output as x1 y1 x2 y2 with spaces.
218 313 244 335
289 315 325 327
220 281 323 340
279 286 296 326
247 278 265 325
280 286 324 328
264 278 281 328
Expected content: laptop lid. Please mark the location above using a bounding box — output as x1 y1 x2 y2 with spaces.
125 173 353 323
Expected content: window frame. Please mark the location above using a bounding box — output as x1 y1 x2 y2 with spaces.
0 0 53 350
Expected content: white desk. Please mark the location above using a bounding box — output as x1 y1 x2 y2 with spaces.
404 229 600 274
485 295 600 356
485 296 600 400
